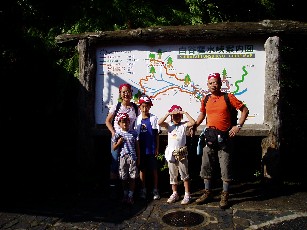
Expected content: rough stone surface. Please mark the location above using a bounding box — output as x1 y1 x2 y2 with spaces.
1 182 306 229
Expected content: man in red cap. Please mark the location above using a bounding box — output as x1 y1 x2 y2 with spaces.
191 72 249 209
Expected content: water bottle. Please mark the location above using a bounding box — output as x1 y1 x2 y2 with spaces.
218 134 223 143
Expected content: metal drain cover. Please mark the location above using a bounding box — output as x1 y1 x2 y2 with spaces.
162 210 205 227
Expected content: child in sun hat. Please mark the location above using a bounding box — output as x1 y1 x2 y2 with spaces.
158 105 195 205
135 94 161 200
112 112 140 205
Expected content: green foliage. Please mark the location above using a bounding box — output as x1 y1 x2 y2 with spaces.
11 0 304 80
57 49 79 78
156 152 168 171
259 0 275 13
185 0 223 24
254 170 262 178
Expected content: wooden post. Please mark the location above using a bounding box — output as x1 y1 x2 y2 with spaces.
262 36 281 179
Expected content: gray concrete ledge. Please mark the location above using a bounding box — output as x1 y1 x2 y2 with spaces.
92 124 270 137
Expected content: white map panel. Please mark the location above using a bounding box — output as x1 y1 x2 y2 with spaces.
95 43 265 125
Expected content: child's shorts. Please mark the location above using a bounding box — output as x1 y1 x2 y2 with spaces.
167 159 189 184
119 154 139 180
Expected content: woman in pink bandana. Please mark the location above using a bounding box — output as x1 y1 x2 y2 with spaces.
105 83 139 199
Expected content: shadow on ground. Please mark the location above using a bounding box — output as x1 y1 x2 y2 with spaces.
1 179 306 225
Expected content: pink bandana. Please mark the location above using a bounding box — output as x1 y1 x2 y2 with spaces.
115 113 129 123
208 73 221 81
119 84 132 92
168 105 182 113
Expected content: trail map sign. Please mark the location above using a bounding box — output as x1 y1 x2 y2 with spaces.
95 42 265 125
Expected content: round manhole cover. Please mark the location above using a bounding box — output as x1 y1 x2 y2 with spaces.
162 210 205 227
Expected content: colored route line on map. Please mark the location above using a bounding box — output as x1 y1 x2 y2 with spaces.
138 59 194 98
232 66 248 95
138 54 249 99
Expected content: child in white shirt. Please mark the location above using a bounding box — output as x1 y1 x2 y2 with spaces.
158 105 195 205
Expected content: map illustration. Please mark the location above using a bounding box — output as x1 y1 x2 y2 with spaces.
95 43 265 125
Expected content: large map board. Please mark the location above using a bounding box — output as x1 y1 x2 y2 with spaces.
95 42 265 125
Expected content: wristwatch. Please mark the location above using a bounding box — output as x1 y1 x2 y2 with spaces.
237 124 242 129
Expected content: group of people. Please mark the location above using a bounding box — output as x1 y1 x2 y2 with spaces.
105 72 249 209
105 84 160 205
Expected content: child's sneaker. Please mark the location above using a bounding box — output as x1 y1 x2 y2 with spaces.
181 195 192 205
167 193 180 203
153 189 160 200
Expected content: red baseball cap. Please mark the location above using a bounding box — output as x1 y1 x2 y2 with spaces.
138 95 153 106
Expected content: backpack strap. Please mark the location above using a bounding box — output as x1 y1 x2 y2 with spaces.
131 102 138 117
203 94 211 124
223 93 232 112
131 102 139 128
203 94 211 107
223 93 238 126
111 102 122 127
